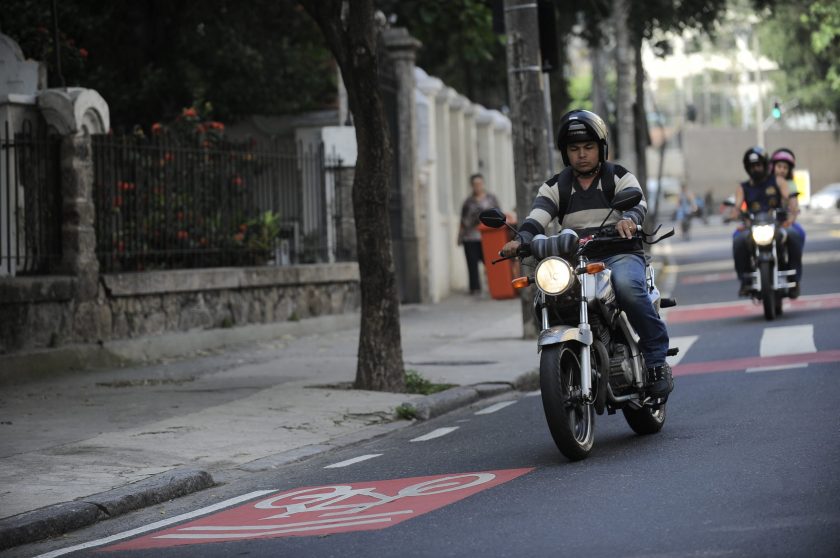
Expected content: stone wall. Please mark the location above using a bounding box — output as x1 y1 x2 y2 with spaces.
0 263 359 354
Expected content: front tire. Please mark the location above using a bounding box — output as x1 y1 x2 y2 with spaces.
759 261 776 320
540 343 595 461
622 404 666 435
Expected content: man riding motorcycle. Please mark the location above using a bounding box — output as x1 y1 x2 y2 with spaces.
501 109 673 399
730 147 803 298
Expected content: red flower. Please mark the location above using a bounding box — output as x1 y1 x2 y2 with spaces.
239 223 248 232
151 122 163 134
177 230 189 240
79 48 89 59
117 241 125 253
208 121 225 131
195 123 207 134
164 152 174 162
232 176 243 187
182 107 198 119
233 232 245 243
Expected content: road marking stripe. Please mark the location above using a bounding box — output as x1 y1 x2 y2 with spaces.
673 349 840 376
525 389 541 397
33 490 277 558
172 511 415 532
679 272 738 285
410 427 459 442
667 336 698 366
324 454 382 468
155 518 394 539
663 293 840 323
474 401 516 415
746 363 809 373
665 250 840 274
760 325 816 357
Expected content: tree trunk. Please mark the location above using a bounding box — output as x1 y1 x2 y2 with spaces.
632 32 648 199
613 0 635 171
302 0 405 392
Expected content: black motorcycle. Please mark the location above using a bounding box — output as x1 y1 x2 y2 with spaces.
480 190 677 461
740 208 797 320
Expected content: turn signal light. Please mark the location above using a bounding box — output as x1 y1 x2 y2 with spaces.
586 262 606 274
511 276 531 289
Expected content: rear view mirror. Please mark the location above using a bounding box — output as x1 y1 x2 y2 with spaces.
611 189 643 211
479 208 506 229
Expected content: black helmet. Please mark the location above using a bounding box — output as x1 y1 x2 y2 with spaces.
557 109 609 166
742 146 768 178
770 148 796 179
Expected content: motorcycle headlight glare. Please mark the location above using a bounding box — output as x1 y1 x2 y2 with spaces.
535 257 575 295
752 224 775 246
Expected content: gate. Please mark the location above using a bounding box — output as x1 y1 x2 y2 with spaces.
0 118 62 276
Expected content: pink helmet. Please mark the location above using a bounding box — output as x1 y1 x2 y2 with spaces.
770 148 795 179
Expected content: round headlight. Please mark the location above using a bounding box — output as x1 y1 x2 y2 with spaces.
535 257 575 295
752 224 775 246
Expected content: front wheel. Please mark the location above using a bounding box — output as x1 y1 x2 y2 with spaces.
540 343 595 461
622 404 667 435
759 261 776 320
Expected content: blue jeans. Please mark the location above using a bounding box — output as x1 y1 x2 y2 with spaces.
602 253 670 368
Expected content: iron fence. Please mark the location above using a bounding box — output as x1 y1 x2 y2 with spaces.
0 119 62 277
92 136 349 273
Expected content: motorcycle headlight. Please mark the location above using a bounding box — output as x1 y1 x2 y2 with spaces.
752 224 775 246
535 257 575 295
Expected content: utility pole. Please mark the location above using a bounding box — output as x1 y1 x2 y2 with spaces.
613 0 635 170
504 0 551 339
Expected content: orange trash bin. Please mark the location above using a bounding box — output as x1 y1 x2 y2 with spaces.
479 223 520 300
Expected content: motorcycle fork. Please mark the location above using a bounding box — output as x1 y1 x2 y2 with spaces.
578 261 593 402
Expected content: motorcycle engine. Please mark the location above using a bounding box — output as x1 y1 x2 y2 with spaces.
608 343 635 390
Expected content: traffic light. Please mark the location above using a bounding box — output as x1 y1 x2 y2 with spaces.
771 101 782 119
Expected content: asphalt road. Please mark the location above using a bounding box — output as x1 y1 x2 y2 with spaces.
14 213 840 558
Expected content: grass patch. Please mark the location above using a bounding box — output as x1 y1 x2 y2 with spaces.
404 370 456 396
395 404 417 420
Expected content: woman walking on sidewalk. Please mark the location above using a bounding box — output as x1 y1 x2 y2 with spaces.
458 173 500 295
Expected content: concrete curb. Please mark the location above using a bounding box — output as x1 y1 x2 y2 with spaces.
0 468 214 551
399 381 515 421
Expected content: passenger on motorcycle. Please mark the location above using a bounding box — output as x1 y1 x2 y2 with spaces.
730 146 803 298
500 109 673 398
771 147 805 290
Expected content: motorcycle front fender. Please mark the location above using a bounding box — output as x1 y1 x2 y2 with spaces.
538 325 593 351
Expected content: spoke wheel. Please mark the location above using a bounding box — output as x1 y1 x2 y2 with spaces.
540 343 595 461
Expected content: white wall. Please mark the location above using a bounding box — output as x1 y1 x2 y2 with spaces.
415 68 516 301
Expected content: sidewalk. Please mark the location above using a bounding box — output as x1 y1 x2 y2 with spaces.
0 292 537 548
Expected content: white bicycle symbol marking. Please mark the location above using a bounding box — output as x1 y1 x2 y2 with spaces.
254 473 497 519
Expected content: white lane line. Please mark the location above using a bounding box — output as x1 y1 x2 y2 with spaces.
667 335 698 366
474 401 516 415
33 490 277 558
324 454 382 468
525 389 541 397
410 427 459 442
746 363 809 374
759 325 817 357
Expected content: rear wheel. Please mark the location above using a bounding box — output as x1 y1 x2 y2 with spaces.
540 344 595 461
759 261 776 320
622 403 666 435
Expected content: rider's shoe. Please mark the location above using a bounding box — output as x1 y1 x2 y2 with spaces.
789 284 800 299
738 281 751 297
647 363 674 398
